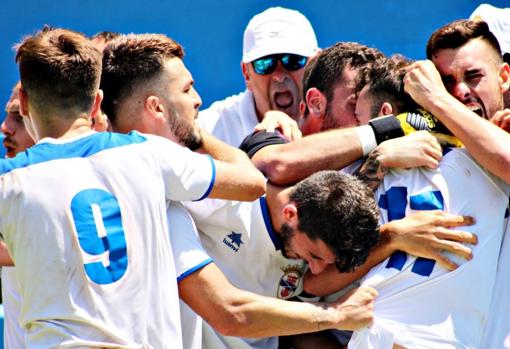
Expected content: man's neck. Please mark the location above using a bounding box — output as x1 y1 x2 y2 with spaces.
265 183 292 236
32 112 93 142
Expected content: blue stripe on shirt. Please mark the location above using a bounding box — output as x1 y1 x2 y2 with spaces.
194 155 216 201
177 258 214 282
0 131 147 175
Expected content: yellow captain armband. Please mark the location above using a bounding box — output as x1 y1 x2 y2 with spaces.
396 109 463 148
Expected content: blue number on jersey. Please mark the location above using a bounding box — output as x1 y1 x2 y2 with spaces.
378 186 444 277
71 189 128 284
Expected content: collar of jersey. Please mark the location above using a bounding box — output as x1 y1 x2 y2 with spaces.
259 196 283 251
37 130 97 144
0 131 147 176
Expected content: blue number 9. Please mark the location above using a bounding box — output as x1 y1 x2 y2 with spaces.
71 189 128 284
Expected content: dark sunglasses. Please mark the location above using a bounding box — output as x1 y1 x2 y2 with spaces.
251 54 307 75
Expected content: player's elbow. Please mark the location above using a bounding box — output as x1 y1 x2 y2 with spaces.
248 170 267 199
208 305 252 337
259 154 297 186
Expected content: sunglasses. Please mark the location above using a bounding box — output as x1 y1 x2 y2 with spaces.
251 54 307 75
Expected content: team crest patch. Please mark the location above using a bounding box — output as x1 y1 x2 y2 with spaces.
223 232 243 252
278 265 303 299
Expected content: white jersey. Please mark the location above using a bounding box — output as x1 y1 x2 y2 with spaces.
198 90 259 147
184 197 306 349
480 194 510 348
2 267 24 348
168 202 213 349
349 148 510 349
0 131 215 348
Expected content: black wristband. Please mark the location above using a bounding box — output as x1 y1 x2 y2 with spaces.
368 115 404 144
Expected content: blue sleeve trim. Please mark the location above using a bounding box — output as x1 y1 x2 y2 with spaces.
195 155 216 201
177 258 214 282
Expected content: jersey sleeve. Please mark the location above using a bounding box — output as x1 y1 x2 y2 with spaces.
147 134 216 202
167 202 213 282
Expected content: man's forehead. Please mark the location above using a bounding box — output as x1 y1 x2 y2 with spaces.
164 57 193 85
432 38 500 75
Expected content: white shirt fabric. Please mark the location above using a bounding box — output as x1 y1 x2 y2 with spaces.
470 4 510 55
0 131 215 349
481 195 510 348
197 90 259 147
2 267 24 348
184 197 306 349
349 148 510 349
168 202 213 349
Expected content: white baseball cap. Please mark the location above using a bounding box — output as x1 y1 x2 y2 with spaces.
470 4 510 55
242 7 319 63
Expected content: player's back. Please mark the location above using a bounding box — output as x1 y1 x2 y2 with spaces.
350 148 510 349
0 131 214 348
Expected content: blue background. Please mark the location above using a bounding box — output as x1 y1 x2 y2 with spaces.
0 1 506 116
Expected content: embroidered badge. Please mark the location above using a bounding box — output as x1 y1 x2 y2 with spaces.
278 265 303 299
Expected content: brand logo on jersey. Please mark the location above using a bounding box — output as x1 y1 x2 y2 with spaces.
223 232 243 252
278 265 303 299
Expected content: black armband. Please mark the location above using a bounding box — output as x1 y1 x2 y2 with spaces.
239 130 288 158
368 115 404 144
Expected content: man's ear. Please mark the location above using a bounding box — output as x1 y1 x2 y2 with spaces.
499 62 510 95
18 85 29 117
241 62 251 87
145 95 166 123
379 102 394 117
305 88 327 118
282 203 299 226
91 89 104 119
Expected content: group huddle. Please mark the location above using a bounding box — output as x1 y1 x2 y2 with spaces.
2 4 510 349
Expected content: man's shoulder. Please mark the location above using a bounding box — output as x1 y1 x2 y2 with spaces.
198 90 255 126
200 90 251 114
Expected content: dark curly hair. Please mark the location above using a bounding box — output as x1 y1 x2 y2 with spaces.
289 171 380 272
364 54 419 117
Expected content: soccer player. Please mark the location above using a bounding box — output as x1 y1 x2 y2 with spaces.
403 19 510 348
101 33 385 349
305 20 510 347
102 33 479 349
4 26 263 348
1 82 34 348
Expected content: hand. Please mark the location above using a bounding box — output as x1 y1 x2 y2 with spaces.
376 131 443 169
382 210 477 270
331 287 377 330
254 110 302 141
403 60 450 111
490 108 510 133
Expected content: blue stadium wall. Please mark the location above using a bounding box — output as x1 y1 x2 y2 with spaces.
0 1 506 129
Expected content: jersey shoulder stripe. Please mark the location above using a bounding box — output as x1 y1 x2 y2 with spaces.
0 131 147 175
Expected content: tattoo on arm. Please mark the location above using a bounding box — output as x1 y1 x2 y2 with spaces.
354 149 388 191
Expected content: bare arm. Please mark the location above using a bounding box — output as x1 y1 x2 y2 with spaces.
404 60 510 183
304 211 475 296
251 128 364 186
179 263 377 337
198 131 266 201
